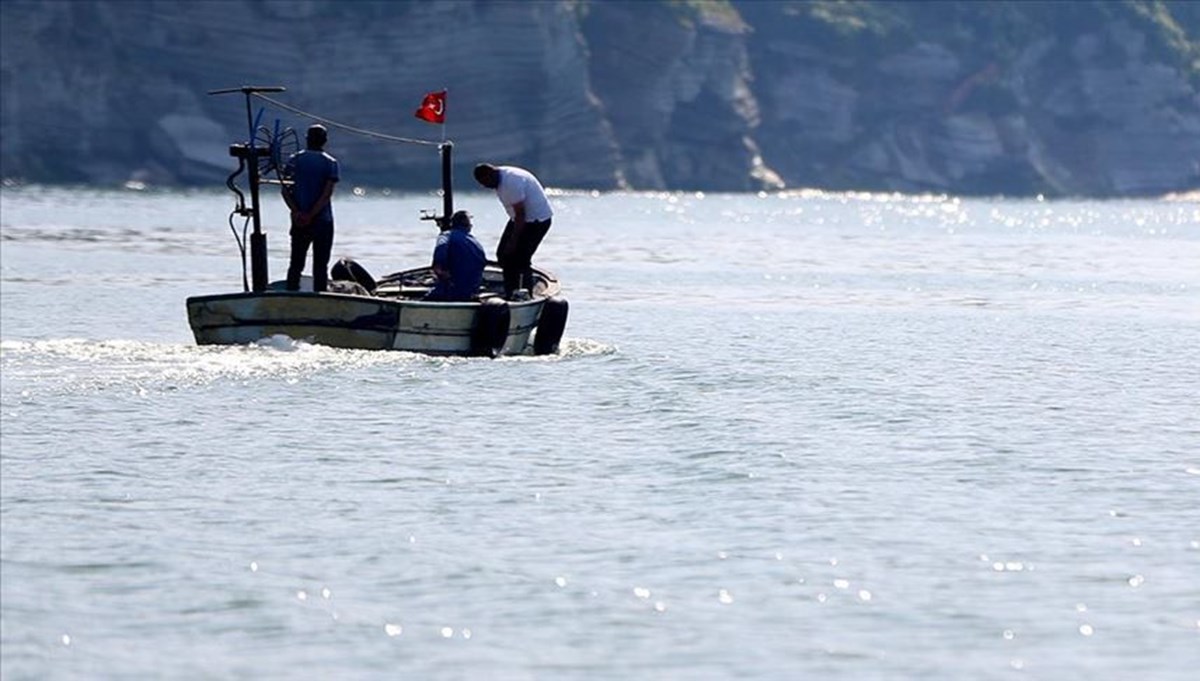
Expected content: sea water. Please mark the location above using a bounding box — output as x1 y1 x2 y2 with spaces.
1 186 1198 680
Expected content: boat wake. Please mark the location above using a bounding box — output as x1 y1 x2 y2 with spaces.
518 337 616 360
0 336 616 397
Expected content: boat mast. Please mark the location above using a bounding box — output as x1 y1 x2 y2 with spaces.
209 85 285 293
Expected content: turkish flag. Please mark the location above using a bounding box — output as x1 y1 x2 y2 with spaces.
415 90 446 124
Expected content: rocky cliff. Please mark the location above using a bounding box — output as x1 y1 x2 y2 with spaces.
742 1 1200 196
1 0 1197 196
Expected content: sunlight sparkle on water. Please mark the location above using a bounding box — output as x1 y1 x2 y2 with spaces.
993 561 1026 572
3 189 1197 679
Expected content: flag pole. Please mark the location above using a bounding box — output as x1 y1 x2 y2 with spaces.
413 89 451 223
441 88 449 221
442 139 453 222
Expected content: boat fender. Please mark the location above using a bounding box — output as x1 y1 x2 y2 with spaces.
330 257 378 293
471 298 511 358
533 296 569 355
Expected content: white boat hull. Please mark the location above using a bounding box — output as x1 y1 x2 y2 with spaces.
187 292 541 354
186 265 562 356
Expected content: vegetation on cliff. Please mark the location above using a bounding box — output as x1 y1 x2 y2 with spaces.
744 1 1197 75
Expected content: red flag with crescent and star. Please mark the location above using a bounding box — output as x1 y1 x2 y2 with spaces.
415 90 446 124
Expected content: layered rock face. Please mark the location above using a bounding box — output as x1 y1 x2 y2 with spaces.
1 0 1197 196
743 2 1200 196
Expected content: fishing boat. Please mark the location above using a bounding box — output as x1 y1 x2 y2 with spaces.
185 86 568 357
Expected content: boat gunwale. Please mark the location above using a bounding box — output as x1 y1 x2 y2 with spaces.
187 264 562 310
185 290 552 311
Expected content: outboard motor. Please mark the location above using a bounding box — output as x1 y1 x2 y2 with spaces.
533 297 569 355
471 298 510 358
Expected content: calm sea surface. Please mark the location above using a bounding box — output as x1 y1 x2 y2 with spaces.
1 186 1198 679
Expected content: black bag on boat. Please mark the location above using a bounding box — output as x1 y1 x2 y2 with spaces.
331 257 377 293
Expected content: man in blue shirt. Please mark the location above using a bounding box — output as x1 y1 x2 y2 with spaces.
282 124 339 292
426 210 486 301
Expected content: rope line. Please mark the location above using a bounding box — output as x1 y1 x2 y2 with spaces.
252 93 442 147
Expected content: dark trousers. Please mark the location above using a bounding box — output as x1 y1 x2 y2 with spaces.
286 219 334 292
496 218 551 295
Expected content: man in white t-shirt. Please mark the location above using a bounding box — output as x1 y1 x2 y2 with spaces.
473 163 553 298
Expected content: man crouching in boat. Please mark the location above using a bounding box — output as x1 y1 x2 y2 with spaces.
282 124 339 292
472 163 552 299
425 210 487 302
